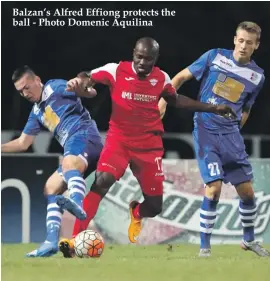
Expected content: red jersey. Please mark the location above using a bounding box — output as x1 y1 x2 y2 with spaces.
91 61 176 149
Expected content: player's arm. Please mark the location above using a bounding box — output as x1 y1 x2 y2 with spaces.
159 68 193 119
1 133 35 152
65 72 97 98
240 106 251 128
2 110 42 152
66 63 118 97
240 75 265 129
159 49 215 119
161 92 237 119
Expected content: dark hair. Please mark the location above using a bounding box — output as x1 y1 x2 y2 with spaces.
236 21 261 42
12 65 36 83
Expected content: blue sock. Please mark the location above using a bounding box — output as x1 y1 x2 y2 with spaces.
64 170 86 208
239 198 256 242
46 195 63 243
200 196 218 249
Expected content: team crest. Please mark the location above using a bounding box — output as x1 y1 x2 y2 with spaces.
149 79 158 86
250 72 259 82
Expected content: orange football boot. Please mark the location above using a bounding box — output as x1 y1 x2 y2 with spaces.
128 201 142 243
58 237 75 258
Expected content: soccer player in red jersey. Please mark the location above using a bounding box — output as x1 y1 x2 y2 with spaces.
59 37 236 257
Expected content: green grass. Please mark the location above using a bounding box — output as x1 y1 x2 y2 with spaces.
2 244 270 281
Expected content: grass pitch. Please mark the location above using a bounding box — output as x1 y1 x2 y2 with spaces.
2 244 270 281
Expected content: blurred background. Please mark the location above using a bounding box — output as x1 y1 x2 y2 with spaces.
2 1 270 245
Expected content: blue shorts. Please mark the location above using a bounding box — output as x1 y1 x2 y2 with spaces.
193 128 253 186
57 127 103 178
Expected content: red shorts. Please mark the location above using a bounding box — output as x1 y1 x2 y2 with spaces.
97 135 164 196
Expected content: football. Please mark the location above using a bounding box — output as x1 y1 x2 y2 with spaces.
74 230 105 258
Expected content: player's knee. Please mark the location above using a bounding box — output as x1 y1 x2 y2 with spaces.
44 174 66 196
205 180 222 200
44 182 57 196
236 181 254 201
62 155 87 174
240 191 255 202
91 171 116 197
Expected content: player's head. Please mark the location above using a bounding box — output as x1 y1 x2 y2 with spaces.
233 21 261 63
12 65 42 103
133 37 159 77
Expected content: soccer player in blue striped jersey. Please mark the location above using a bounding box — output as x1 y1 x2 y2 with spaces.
159 22 270 257
1 66 103 257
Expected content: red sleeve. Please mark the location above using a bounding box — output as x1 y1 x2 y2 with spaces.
161 70 176 97
90 63 118 86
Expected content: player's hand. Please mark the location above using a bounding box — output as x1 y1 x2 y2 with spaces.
215 105 237 120
66 77 89 92
66 77 83 92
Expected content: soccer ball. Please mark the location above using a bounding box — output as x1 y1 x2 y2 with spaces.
74 230 105 258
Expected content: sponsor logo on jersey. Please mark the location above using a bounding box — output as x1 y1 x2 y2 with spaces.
121 91 157 102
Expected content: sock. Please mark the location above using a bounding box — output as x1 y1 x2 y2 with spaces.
239 198 256 242
132 203 141 219
46 195 63 243
64 170 86 207
200 196 218 249
133 195 162 218
72 191 102 238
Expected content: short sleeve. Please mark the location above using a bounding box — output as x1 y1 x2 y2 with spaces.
188 49 217 81
23 110 41 136
47 80 76 98
90 63 118 86
161 71 176 97
244 75 265 109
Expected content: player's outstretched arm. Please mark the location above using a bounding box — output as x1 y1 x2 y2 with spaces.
66 72 97 98
162 92 237 120
1 133 35 153
159 68 193 119
172 68 194 91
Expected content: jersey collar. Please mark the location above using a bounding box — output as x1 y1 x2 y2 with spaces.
36 83 53 106
231 50 251 67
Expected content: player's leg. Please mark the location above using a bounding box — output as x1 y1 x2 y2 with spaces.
223 132 270 256
59 170 116 258
128 149 164 243
199 180 222 257
59 136 129 257
236 181 270 256
55 154 88 219
56 133 103 220
236 181 256 243
193 129 224 257
26 170 66 257
71 171 116 237
75 139 130 229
